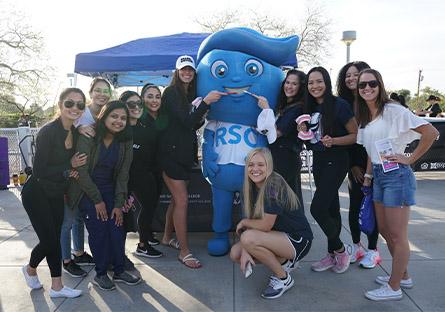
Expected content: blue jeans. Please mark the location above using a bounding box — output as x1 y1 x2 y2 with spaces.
60 204 85 261
372 164 416 207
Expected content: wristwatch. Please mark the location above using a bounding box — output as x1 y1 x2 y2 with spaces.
364 173 373 180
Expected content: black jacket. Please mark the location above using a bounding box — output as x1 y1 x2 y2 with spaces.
158 86 209 167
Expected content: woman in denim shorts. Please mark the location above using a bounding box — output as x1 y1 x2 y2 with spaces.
356 69 438 301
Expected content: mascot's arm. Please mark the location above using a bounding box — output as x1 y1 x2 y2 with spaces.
202 128 219 178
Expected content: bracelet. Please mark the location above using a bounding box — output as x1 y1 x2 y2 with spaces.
364 173 373 179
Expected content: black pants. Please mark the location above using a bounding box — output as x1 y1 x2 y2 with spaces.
310 150 348 253
131 172 162 243
21 178 64 277
271 146 304 209
348 171 379 249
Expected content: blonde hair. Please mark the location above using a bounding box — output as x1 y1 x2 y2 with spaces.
242 147 299 219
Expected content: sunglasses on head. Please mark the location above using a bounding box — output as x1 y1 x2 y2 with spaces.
126 100 143 109
63 100 85 110
358 80 379 89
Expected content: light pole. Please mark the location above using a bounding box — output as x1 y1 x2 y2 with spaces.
342 31 357 63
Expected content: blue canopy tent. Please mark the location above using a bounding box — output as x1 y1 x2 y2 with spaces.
74 32 298 87
74 32 210 87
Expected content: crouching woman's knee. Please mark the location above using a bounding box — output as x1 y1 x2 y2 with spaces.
240 229 260 249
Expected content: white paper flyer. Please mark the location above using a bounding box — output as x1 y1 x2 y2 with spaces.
375 138 400 173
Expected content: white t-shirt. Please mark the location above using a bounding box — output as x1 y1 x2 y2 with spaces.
357 103 428 164
206 120 258 165
74 106 95 128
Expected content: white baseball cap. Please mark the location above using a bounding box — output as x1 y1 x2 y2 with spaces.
176 55 196 70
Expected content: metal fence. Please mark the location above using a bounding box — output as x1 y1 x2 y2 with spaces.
0 128 38 176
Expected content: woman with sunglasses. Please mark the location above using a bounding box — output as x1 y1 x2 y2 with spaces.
68 101 140 291
59 77 112 277
336 61 381 269
21 88 86 298
159 55 224 268
269 69 307 205
302 66 358 274
355 69 438 301
119 90 163 259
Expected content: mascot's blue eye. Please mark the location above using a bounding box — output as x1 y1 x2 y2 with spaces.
211 60 228 78
245 59 263 76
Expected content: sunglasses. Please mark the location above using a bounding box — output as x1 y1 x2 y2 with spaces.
126 100 143 109
63 100 85 110
358 80 379 89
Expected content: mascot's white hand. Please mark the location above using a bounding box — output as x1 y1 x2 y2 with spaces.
257 109 277 143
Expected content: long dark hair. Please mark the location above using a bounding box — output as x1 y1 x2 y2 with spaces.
95 100 132 142
304 66 336 136
336 61 371 105
169 69 196 105
276 69 306 115
356 69 390 128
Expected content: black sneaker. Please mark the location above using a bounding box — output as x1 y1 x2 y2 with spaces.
124 255 136 271
72 252 95 266
113 271 141 285
135 244 163 258
93 274 116 291
147 234 160 246
261 274 294 299
63 261 87 278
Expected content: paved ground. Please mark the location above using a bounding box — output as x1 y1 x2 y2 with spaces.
0 172 444 312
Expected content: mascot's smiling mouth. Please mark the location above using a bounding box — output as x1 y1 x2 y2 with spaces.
224 86 250 94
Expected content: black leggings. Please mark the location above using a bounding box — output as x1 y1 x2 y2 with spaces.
271 147 304 208
131 172 162 243
21 178 64 277
310 150 348 253
348 171 379 249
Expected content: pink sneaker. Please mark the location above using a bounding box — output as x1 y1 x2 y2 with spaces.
350 243 365 263
311 254 335 272
332 246 351 273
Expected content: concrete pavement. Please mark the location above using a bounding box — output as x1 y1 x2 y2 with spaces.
0 172 444 311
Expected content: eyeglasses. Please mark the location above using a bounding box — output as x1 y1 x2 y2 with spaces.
358 80 379 89
93 88 111 95
63 100 85 110
126 100 143 109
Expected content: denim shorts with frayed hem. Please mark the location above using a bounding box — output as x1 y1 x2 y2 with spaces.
372 164 416 207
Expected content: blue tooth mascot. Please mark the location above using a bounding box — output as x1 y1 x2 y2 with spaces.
197 27 299 256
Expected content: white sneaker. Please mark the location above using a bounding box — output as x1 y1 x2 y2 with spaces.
350 243 365 263
365 284 402 301
49 286 82 298
22 264 43 290
281 259 299 273
359 249 382 269
375 275 414 289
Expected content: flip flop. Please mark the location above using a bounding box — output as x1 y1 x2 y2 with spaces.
179 253 202 269
162 238 180 250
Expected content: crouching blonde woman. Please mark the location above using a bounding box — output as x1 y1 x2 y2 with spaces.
230 148 313 299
